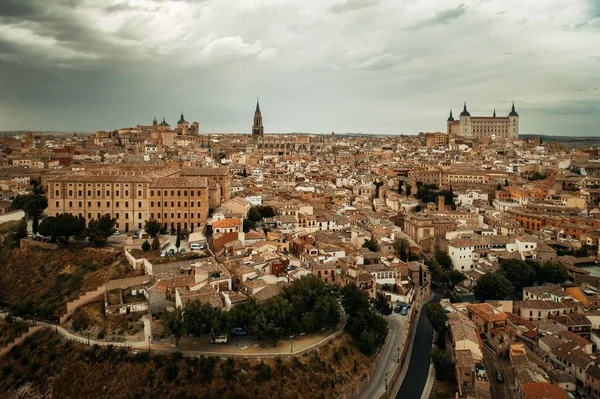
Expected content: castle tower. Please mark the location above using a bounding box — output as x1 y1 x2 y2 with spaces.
459 102 472 138
252 98 264 138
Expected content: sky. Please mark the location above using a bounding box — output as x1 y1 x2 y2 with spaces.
0 0 598 135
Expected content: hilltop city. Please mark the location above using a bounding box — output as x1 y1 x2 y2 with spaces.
1 100 599 399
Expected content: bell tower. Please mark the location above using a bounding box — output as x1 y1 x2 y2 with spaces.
252 98 264 138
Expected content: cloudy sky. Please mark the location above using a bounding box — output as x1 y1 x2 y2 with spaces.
0 0 598 135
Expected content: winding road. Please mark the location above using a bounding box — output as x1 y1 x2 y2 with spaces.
395 292 442 399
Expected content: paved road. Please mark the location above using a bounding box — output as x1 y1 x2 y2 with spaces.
358 314 406 399
395 292 442 399
483 345 518 399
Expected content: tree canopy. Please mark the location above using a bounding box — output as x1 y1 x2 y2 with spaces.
38 213 85 242
86 214 116 246
425 302 448 333
144 219 161 238
11 194 47 219
474 272 513 301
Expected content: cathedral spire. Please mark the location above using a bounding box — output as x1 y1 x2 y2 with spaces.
493 109 496 117
256 97 260 112
447 109 454 122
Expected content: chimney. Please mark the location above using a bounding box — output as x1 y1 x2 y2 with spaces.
438 195 445 212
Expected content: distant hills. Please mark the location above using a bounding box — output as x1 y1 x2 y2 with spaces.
520 134 600 149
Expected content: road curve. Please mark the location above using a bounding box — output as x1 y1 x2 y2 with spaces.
395 292 442 399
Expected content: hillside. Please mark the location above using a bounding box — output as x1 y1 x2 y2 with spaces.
0 245 141 320
1 329 374 399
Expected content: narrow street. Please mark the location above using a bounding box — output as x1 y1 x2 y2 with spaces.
482 345 518 399
357 314 407 399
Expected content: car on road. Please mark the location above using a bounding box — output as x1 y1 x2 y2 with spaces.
167 248 175 256
190 243 205 251
160 250 167 257
400 307 408 316
132 232 139 239
231 327 247 336
211 335 228 344
113 230 121 235
454 286 462 293
180 248 187 255
496 370 504 383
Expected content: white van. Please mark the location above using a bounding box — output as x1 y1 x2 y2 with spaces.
212 335 227 344
190 243 205 251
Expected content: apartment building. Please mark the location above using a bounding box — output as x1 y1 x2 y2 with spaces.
46 167 230 232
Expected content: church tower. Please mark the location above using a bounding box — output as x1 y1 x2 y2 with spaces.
252 99 264 138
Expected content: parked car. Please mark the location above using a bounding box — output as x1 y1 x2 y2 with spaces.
231 327 247 336
400 307 408 316
454 286 462 293
160 251 167 257
179 248 187 255
113 230 121 235
167 248 175 256
132 232 139 239
496 370 504 383
190 243 205 251
211 335 228 344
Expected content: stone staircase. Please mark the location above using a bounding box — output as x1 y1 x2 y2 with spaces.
59 285 106 324
0 325 42 357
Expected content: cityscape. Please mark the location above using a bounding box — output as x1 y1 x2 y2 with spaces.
1 1 599 399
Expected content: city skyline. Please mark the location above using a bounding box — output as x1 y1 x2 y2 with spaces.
0 0 599 135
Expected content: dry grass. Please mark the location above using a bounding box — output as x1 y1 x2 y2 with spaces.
0 320 30 347
0 330 375 399
67 300 145 342
0 246 142 319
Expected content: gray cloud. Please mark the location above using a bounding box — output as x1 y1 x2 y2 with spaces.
411 4 468 30
329 0 380 14
0 0 599 136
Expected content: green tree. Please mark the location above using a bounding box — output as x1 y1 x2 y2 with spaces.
183 300 215 337
373 291 392 315
499 259 536 291
248 207 262 222
447 270 466 287
435 250 453 270
11 194 47 219
38 213 85 242
425 302 448 333
430 347 454 382
86 214 116 247
144 219 161 238
243 219 254 233
538 262 568 284
175 233 181 250
406 184 412 196
163 308 185 347
151 236 161 251
474 272 513 301
340 284 370 317
141 240 151 252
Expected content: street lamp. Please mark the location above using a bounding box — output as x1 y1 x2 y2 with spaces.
397 346 400 364
385 372 389 391
148 335 151 353
289 335 296 353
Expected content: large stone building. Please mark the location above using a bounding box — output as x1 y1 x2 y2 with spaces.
46 166 230 232
447 102 519 139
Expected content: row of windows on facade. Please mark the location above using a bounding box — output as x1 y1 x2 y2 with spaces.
67 212 203 222
56 189 205 198
59 200 203 209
